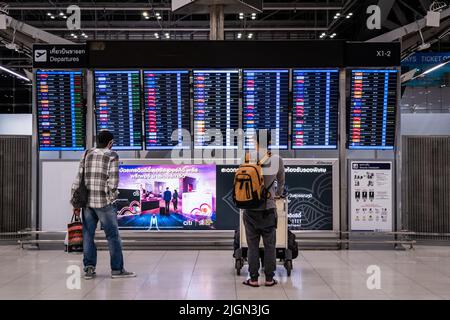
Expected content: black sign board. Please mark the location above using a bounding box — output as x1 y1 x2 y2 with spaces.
284 165 333 230
345 42 401 67
215 165 240 230
33 44 87 68
88 40 345 68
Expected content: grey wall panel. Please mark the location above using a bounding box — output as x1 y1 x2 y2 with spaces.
0 136 32 238
402 136 450 239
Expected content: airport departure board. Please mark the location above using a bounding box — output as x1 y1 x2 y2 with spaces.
292 69 339 149
36 70 85 151
193 70 239 149
348 69 397 150
143 70 190 149
94 70 142 150
242 70 289 149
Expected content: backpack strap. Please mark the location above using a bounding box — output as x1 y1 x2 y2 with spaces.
244 152 250 164
257 151 272 166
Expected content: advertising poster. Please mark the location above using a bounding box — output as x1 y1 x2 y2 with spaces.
116 164 216 230
216 165 240 230
285 165 333 230
350 161 393 231
215 164 334 231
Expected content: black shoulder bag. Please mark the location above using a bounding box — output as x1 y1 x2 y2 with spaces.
70 150 89 208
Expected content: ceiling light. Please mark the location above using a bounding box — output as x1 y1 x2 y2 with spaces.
348 13 353 16
154 33 159 38
63 15 67 19
47 12 52 16
155 12 161 16
237 33 242 39
336 13 341 16
145 16 150 20
248 33 253 39
143 11 148 17
330 33 337 38
239 12 244 20
83 34 88 38
165 33 170 39
50 15 55 19
59 12 64 16
0 65 31 82
73 35 77 39
156 16 162 20
346 15 351 19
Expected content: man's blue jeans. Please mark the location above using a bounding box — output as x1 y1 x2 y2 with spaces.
82 204 124 272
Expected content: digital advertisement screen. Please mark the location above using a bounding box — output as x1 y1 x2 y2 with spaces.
348 69 397 150
242 70 289 149
284 165 333 230
143 70 190 149
36 70 85 151
116 164 216 230
292 69 339 149
94 70 143 150
193 70 240 149
215 164 334 231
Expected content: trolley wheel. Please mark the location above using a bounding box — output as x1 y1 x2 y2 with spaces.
235 258 243 276
284 260 293 277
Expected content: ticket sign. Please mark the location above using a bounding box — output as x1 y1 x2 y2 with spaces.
350 161 393 231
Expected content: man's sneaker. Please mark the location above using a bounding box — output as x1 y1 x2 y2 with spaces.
84 266 96 280
111 269 137 279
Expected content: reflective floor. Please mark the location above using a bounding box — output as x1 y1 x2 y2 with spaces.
1 245 450 300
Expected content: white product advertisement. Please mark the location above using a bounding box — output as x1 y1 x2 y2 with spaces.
350 161 393 231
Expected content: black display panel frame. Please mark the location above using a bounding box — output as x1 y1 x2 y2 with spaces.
192 69 240 150
242 68 290 150
142 69 191 150
346 68 398 150
93 69 144 151
88 41 346 68
36 69 86 151
291 68 340 150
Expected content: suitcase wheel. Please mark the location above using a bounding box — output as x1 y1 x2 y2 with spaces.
235 258 244 276
284 260 293 277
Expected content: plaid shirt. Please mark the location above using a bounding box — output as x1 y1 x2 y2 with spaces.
71 148 119 208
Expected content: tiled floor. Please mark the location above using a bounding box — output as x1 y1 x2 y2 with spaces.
1 245 450 300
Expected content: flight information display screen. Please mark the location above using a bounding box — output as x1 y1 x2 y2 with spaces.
348 69 397 150
94 70 142 150
193 70 239 149
292 69 339 149
143 70 190 149
242 69 289 149
36 70 85 151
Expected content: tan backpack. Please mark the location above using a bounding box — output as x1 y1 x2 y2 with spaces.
233 152 274 209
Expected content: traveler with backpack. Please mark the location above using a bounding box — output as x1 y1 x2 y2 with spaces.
233 130 285 287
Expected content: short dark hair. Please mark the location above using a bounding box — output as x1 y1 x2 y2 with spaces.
96 130 114 148
256 129 272 147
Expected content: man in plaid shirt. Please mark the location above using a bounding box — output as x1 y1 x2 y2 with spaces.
72 130 136 280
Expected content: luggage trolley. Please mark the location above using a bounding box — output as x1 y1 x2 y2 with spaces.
233 197 293 276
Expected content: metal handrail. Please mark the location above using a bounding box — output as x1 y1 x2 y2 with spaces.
4 229 450 237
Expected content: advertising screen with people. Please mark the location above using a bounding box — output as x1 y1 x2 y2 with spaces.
116 164 216 230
